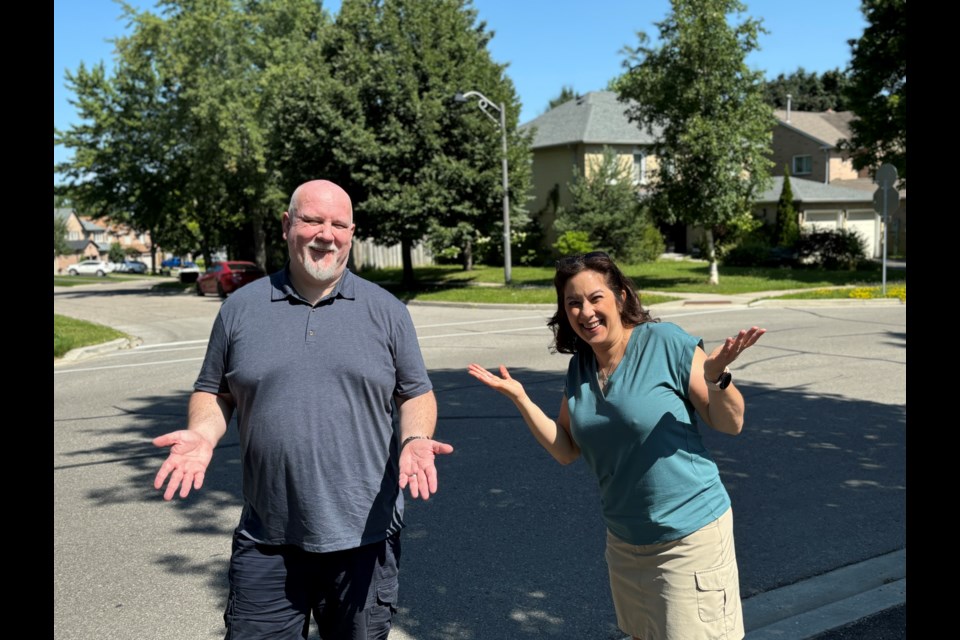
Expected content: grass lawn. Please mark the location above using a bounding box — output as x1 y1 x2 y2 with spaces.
359 259 906 303
54 258 904 356
765 284 906 303
54 273 166 287
54 314 129 359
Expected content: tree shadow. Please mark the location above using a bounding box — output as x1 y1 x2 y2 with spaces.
58 367 905 639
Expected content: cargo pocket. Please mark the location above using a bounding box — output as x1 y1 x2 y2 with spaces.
365 534 401 614
694 561 734 623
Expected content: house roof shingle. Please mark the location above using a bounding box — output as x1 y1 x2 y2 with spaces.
520 91 662 150
756 176 875 205
78 216 107 232
774 110 855 148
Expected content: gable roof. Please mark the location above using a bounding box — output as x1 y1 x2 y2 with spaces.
54 208 74 223
774 110 855 148
755 176 874 205
78 216 107 232
520 91 662 150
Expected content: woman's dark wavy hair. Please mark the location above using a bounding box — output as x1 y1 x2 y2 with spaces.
547 252 656 354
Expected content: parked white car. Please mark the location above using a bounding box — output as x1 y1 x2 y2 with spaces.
67 260 116 277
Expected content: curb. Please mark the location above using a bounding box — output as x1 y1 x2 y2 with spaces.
57 337 143 364
407 300 555 311
743 549 905 639
749 298 904 308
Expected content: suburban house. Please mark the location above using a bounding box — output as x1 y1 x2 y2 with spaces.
769 108 906 257
754 177 887 257
519 91 662 250
518 93 905 259
54 208 155 273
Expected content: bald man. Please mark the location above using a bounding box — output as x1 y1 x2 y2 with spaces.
153 180 453 639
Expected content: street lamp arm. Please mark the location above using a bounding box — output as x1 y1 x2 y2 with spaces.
454 90 502 126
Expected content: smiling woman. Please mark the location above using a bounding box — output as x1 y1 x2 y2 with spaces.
468 252 766 640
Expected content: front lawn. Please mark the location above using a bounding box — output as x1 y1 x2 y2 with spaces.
54 314 129 359
359 259 906 297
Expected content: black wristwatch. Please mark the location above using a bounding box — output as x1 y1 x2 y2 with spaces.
706 367 732 390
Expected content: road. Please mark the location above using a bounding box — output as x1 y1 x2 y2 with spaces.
54 280 906 639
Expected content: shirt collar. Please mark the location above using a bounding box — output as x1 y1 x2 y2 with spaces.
270 264 357 304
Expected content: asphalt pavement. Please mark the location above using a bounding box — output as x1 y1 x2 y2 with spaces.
54 276 906 640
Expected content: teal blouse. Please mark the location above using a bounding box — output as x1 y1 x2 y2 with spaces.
565 321 731 544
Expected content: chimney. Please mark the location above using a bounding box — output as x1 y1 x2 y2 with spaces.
786 94 792 123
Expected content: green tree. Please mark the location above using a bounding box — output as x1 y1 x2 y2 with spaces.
108 242 126 264
55 5 206 267
763 67 850 111
842 0 906 187
775 165 799 246
617 0 774 284
555 147 663 263
309 0 531 285
545 85 579 111
54 215 71 257
56 1 330 272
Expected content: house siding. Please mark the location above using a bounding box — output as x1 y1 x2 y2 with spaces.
771 126 830 182
529 143 658 250
529 145 581 249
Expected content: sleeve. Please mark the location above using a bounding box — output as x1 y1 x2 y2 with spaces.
660 323 702 397
194 313 231 395
391 304 433 400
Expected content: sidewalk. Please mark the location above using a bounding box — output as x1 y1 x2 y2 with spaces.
741 549 905 639
642 286 904 311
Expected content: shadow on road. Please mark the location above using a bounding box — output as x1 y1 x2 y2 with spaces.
55 363 906 639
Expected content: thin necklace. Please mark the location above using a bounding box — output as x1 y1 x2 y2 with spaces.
597 349 624 392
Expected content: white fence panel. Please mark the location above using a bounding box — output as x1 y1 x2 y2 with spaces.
351 238 434 270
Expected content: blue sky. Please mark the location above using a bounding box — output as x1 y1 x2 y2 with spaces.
54 0 868 170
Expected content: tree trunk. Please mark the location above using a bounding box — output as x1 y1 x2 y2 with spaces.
252 209 267 271
401 237 415 289
705 228 720 285
149 227 158 275
463 237 474 271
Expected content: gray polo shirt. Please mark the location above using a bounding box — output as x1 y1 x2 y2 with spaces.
195 267 433 553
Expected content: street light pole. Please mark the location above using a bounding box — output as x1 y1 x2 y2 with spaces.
454 90 512 284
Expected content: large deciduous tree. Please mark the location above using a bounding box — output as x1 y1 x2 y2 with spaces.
55 8 191 270
55 0 330 271
842 0 906 187
312 0 531 286
617 0 774 284
57 0 530 284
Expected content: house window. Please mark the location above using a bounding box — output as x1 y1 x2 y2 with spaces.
632 151 647 184
793 155 813 176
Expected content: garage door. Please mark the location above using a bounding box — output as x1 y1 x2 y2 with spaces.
803 210 840 232
845 209 879 258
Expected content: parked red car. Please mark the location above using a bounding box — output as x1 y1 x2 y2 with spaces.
195 261 266 298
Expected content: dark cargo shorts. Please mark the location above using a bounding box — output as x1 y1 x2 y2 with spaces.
223 530 401 640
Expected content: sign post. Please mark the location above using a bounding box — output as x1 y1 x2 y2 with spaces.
872 164 900 295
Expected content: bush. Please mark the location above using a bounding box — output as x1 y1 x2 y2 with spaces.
723 237 796 267
555 147 663 264
796 228 867 270
634 224 666 263
553 231 594 257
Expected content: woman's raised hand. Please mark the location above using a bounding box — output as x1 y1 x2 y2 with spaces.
704 326 766 377
467 363 526 403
